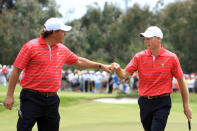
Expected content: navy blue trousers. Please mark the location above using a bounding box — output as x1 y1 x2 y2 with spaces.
138 96 171 131
17 89 60 131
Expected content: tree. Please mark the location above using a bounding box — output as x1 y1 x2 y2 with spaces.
0 0 60 64
160 0 197 72
80 3 122 63
107 4 156 64
0 0 16 13
0 0 49 13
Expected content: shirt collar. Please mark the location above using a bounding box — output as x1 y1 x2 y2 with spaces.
39 36 59 47
146 45 165 56
158 45 165 56
39 36 47 45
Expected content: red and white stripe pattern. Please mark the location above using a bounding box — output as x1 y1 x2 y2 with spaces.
126 47 183 96
14 36 78 92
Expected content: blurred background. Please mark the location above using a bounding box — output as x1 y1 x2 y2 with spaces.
1 0 197 94
0 0 197 73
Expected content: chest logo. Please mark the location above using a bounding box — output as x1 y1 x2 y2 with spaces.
57 52 59 56
161 64 164 67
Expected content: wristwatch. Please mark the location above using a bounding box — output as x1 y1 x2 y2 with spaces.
98 64 102 68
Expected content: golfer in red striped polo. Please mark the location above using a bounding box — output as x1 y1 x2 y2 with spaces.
112 26 192 131
3 17 112 131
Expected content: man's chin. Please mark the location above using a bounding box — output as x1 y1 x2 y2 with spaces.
58 41 63 44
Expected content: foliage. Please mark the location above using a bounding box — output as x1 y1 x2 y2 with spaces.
0 0 16 13
78 3 123 63
160 0 197 72
0 0 49 13
0 0 197 72
0 0 60 64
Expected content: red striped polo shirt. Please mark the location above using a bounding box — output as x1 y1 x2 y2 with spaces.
14 36 78 92
125 47 184 96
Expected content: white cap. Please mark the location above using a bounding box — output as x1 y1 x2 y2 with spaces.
139 26 163 39
44 17 72 32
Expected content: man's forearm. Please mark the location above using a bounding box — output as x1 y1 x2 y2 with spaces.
73 57 100 69
6 66 22 97
115 68 129 80
177 78 189 107
177 77 192 120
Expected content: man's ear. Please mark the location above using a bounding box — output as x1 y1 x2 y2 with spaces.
157 37 161 41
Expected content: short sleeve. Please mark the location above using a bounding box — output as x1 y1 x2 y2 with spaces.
64 49 78 65
171 55 184 79
13 43 32 69
125 55 138 75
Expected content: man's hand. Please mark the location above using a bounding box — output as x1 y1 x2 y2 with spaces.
110 62 130 80
184 105 192 120
111 62 121 71
4 96 14 110
101 64 113 73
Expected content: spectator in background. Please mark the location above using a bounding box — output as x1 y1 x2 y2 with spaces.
0 65 8 87
78 70 85 92
132 73 139 93
0 64 4 85
89 71 95 92
2 65 8 80
6 65 13 82
94 71 102 91
64 70 70 90
60 70 66 91
172 77 179 92
185 75 190 90
72 70 80 91
60 70 70 91
101 71 109 92
108 74 114 93
194 75 197 93
84 71 90 92
124 78 130 94
112 73 118 91
188 73 195 93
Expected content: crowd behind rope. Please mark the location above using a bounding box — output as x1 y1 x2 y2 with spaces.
1 64 197 94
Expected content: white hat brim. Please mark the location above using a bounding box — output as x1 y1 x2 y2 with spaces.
139 33 153 38
62 25 72 32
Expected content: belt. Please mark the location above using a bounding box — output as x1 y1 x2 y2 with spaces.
142 93 170 99
23 88 57 97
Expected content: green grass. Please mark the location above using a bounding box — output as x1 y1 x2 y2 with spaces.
0 85 197 131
